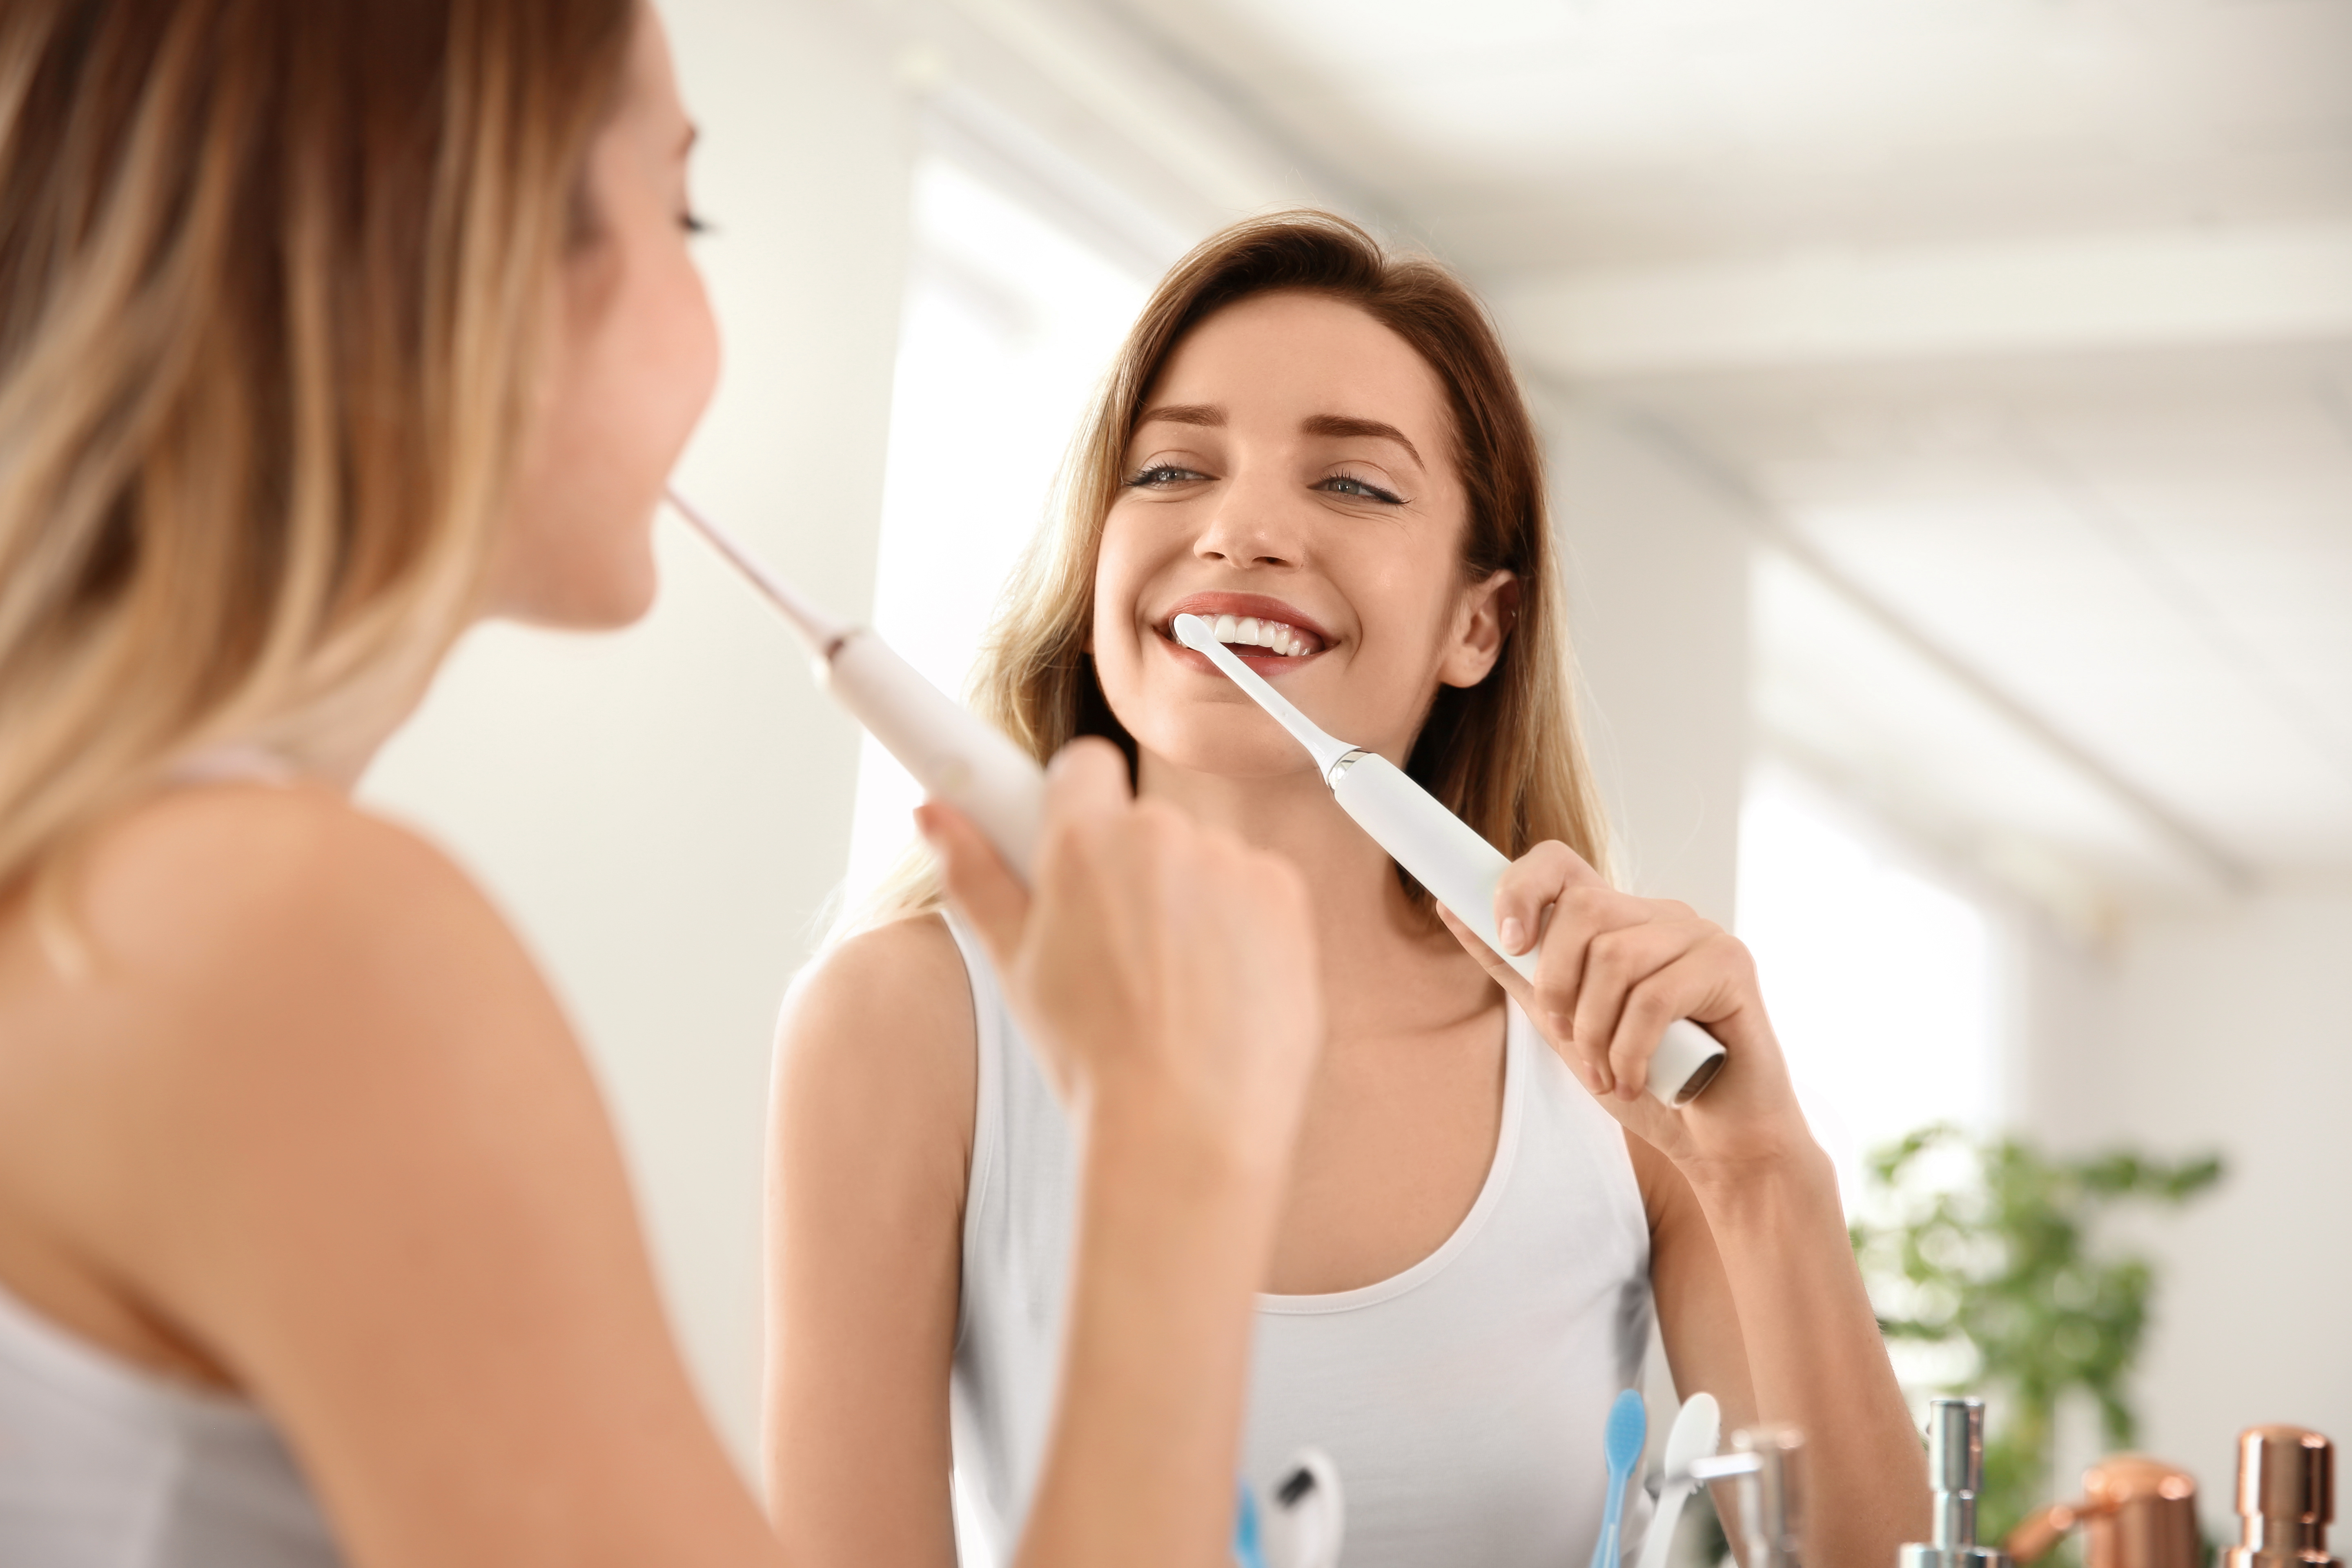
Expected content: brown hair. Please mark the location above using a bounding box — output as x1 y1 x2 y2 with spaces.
859 209 1610 927
0 0 636 918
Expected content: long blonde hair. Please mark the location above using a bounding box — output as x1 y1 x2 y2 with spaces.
861 211 1611 929
0 0 634 913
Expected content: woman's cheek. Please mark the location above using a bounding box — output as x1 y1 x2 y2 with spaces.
1087 585 1149 726
1088 525 1143 682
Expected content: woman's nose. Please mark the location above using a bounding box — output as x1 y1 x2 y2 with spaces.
1192 472 1302 569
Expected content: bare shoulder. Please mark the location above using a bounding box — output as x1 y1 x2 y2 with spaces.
0 784 615 1360
2 790 778 1562
773 911 975 1163
56 782 550 1051
0 784 594 1243
781 912 974 1074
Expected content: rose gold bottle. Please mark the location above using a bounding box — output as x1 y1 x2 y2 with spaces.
2222 1427 2339 1568
2007 1456 2200 1568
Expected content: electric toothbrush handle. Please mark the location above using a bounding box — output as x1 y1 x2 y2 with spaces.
1328 753 1727 1107
822 630 1047 879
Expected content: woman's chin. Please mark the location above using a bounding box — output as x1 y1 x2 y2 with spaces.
1138 732 1328 786
489 556 659 630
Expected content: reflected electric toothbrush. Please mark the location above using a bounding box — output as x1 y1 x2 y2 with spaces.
668 489 1047 876
1172 612 1727 1107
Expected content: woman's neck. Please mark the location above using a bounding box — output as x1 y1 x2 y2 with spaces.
1135 751 1499 1037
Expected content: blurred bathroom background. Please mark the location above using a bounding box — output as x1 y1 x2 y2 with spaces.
359 0 2352 1544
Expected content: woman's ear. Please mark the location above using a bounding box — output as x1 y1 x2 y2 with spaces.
1439 570 1517 688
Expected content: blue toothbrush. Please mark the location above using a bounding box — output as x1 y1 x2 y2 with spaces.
1234 1478 1267 1568
1591 1388 1648 1568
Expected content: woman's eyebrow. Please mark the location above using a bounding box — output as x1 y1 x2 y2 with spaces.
1137 403 1224 429
1301 413 1422 471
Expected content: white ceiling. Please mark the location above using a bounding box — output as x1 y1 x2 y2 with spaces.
1113 0 2352 269
1619 342 2352 895
1079 0 2352 905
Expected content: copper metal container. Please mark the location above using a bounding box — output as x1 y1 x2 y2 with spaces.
2006 1455 2200 1568
2221 1426 2339 1568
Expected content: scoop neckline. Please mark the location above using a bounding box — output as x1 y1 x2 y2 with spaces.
1254 999 1528 1316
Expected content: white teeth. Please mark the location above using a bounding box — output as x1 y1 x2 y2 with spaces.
1182 612 1318 656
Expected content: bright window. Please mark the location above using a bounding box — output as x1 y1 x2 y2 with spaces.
1735 765 2005 1211
843 157 1149 908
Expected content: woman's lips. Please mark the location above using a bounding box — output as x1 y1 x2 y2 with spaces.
1155 592 1333 677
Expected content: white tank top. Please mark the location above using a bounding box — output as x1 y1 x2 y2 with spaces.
944 917 1658 1568
0 1278 341 1567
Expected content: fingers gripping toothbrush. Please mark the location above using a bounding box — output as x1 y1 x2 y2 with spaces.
669 490 1046 876
1172 613 1727 1107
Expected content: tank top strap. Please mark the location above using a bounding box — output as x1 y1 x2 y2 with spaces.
941 911 1009 1353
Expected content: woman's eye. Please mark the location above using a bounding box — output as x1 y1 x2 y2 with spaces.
1128 464 1207 488
1319 473 1404 505
681 211 714 236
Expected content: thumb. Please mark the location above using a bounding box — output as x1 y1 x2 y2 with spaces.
1492 840 1608 958
916 802 1029 971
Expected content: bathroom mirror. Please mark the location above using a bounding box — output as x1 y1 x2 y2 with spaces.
363 1 2352 1554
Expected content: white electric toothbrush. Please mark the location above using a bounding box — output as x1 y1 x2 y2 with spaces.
668 490 1046 877
1172 613 1726 1107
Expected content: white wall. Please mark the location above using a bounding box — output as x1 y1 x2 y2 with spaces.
1544 403 1753 928
359 0 915 1471
2022 891 2352 1530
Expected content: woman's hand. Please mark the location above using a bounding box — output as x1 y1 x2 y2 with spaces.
918 735 1323 1184
1435 840 1812 1178
918 739 1325 1568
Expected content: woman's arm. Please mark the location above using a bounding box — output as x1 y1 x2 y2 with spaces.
19 786 783 1568
22 744 1314 1568
1635 1135 1917 1568
1450 844 1929 1568
1626 1135 1759 1440
764 915 973 1566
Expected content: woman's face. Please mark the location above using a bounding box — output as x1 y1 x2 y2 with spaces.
1093 291 1514 782
492 5 718 627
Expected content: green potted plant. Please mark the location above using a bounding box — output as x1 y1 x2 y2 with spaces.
1848 1125 2224 1549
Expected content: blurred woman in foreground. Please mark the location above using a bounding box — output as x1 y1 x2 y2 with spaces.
0 2 1321 1564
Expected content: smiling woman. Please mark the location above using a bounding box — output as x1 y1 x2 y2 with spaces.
772 212 1930 1568
996 217 1606 882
